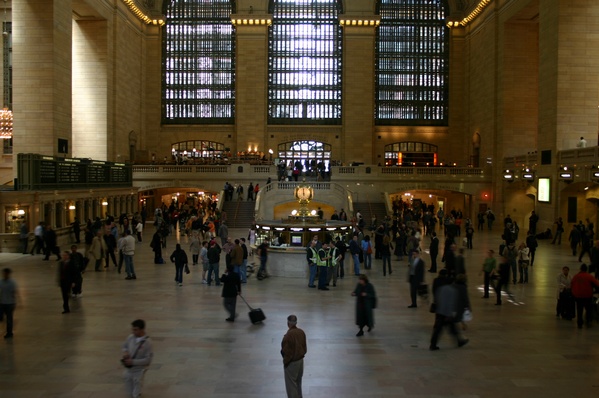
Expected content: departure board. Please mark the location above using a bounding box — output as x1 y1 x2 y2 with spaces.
17 153 132 190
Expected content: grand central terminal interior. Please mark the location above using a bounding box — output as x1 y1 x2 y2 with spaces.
1 1 599 397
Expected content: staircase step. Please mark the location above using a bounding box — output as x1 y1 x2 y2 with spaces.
354 202 388 228
221 200 256 229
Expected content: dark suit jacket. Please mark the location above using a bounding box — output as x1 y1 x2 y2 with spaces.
430 237 439 255
220 272 241 298
58 260 79 287
409 258 425 284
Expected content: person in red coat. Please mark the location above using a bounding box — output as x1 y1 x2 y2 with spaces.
570 263 599 329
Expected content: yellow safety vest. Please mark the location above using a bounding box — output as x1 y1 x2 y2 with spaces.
328 247 338 267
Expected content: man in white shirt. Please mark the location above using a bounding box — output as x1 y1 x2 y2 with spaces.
577 136 587 148
121 230 137 280
30 222 44 255
121 319 153 398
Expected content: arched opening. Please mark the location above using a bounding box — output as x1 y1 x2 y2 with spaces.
384 141 438 166
170 140 226 163
277 140 332 175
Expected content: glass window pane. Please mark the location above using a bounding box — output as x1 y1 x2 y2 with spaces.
162 1 236 124
268 0 343 125
375 0 448 126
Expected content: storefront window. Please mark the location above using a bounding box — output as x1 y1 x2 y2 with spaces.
5 207 26 234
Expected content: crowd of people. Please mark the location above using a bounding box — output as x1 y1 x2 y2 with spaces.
7 193 599 398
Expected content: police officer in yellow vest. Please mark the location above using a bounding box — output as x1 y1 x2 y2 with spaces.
307 240 318 288
317 243 331 290
327 243 341 287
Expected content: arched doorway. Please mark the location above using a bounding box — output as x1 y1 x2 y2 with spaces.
277 140 332 174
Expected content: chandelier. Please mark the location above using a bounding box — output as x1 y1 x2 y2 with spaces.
0 107 12 139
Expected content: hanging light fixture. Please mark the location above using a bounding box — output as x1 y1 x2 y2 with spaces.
0 0 11 140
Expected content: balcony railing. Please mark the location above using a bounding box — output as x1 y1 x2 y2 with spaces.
133 164 486 178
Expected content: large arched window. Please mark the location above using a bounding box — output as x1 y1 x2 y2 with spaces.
162 0 236 124
268 0 343 125
376 0 449 126
278 140 332 171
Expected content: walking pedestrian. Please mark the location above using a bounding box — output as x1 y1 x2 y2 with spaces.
281 315 307 398
169 244 188 287
0 268 18 338
121 319 153 398
352 274 377 336
220 264 241 321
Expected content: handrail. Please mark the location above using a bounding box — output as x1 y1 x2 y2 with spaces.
217 190 225 212
383 192 392 216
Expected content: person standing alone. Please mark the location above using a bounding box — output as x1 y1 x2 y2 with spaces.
281 315 307 398
0 268 18 338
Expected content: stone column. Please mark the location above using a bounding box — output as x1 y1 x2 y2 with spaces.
83 199 90 222
341 19 377 164
72 19 108 160
50 201 57 228
12 0 73 163
233 16 270 154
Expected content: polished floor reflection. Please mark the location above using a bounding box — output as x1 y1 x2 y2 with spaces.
0 227 597 397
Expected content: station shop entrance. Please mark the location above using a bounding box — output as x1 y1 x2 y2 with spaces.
390 189 475 221
138 187 219 218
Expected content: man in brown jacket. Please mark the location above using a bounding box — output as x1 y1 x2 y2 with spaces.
281 315 307 398
230 239 244 276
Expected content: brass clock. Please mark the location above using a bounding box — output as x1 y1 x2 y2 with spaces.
294 185 313 202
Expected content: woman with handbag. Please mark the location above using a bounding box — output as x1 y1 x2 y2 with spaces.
169 244 189 287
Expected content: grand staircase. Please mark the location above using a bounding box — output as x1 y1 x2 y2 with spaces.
353 202 389 227
221 200 256 229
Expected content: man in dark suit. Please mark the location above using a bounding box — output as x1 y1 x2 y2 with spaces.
220 264 241 322
428 232 439 273
408 250 425 308
58 251 79 314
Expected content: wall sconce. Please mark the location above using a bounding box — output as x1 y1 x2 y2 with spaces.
68 205 76 210
101 201 108 206
559 167 573 183
522 168 535 181
503 170 514 182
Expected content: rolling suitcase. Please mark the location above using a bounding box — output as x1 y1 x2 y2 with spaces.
240 295 266 324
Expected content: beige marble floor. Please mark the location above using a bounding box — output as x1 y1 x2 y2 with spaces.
0 227 597 398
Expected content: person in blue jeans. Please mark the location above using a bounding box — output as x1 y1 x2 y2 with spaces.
349 236 361 276
307 240 318 288
361 235 373 270
169 244 188 287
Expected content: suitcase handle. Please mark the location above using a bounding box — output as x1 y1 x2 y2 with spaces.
239 294 254 310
